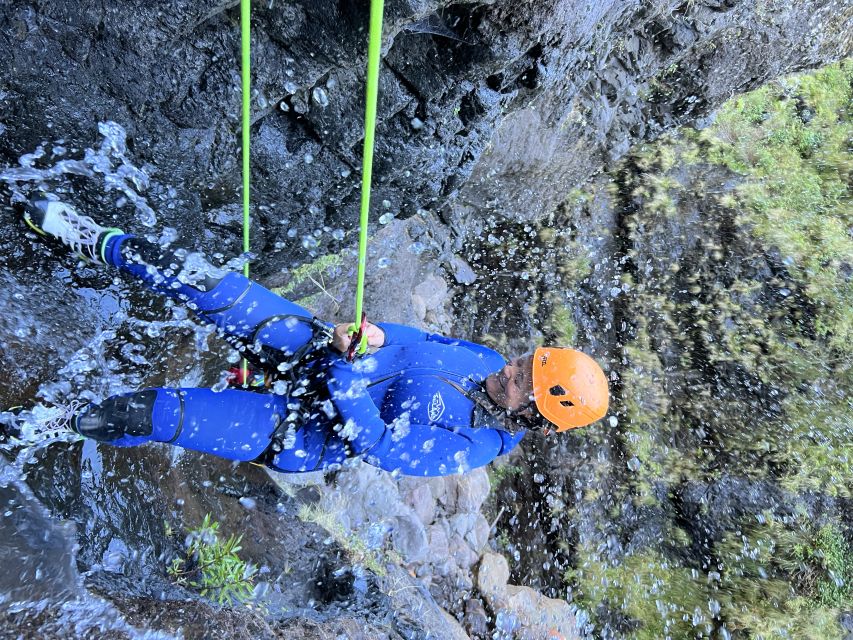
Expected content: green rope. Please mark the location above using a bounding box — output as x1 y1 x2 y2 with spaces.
353 0 385 330
236 0 383 363
241 0 251 275
240 0 251 382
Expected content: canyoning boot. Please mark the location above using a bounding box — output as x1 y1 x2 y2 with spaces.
20 197 124 264
72 391 157 442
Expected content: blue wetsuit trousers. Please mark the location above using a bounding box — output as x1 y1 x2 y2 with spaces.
96 234 347 471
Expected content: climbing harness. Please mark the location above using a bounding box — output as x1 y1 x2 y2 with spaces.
226 367 265 388
219 314 333 388
264 316 334 382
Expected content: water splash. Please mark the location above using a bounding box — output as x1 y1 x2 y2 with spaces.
0 121 158 227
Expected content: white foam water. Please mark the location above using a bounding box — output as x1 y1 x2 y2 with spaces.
1 121 158 227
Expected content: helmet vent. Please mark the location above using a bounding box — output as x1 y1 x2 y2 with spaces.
559 399 575 407
549 385 566 396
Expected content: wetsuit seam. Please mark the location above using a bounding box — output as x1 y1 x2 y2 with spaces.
314 436 329 470
166 391 186 443
201 280 252 315
367 372 401 388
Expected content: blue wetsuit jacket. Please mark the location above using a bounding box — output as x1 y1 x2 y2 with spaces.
319 323 525 476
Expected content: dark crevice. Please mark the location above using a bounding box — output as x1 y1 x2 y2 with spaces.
381 57 426 104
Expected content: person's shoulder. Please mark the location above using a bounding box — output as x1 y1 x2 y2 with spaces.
430 338 505 370
459 341 505 371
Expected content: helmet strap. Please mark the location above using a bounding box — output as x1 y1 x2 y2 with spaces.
508 399 536 417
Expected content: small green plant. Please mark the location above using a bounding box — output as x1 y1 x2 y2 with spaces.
495 530 512 551
166 514 257 606
272 252 344 311
488 462 523 486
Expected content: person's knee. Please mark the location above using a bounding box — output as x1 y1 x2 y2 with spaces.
74 390 157 442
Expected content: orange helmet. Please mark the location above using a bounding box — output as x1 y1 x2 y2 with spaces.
532 347 609 431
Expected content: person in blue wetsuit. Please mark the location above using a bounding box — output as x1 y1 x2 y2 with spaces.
17 197 610 477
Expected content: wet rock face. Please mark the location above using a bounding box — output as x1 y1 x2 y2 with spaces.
0 459 81 604
453 0 853 225
1 1 850 256
0 267 107 407
1 1 851 638
10 440 470 639
279 213 459 333
470 83 853 631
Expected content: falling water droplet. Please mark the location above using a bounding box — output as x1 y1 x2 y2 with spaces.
312 87 329 107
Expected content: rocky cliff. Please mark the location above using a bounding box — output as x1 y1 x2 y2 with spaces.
2 0 850 244
1 1 852 639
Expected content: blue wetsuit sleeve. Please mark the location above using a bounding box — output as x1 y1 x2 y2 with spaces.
365 423 506 476
269 419 350 472
326 361 388 454
375 322 429 345
376 322 476 347
376 322 504 365
498 430 525 455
